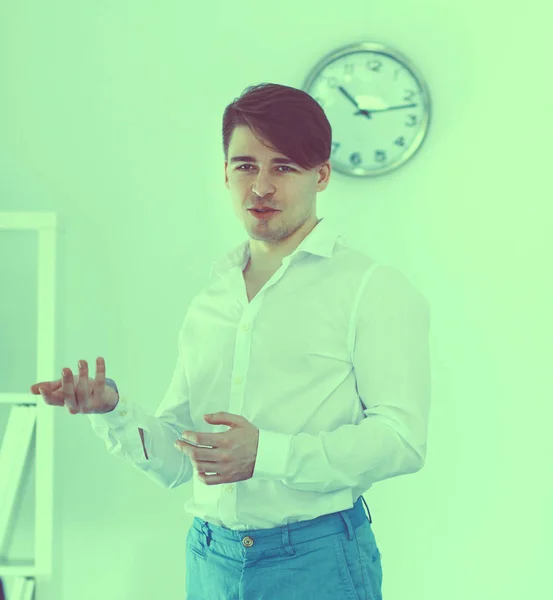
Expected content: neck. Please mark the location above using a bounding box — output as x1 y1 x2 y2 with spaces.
245 216 323 275
244 255 281 276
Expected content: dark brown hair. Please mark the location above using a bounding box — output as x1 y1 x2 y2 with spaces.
222 83 332 172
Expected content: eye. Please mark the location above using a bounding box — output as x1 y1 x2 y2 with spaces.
237 165 294 172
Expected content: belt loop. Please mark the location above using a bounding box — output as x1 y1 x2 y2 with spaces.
340 511 354 541
360 495 372 524
280 523 295 556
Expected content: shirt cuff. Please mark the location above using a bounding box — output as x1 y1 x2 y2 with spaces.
87 395 132 428
252 429 294 480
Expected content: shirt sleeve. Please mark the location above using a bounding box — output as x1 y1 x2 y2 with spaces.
252 265 432 493
87 326 195 490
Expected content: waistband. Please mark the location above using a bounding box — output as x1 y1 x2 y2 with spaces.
192 495 372 550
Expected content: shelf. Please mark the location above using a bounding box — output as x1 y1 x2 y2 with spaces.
0 559 35 577
0 394 37 406
0 212 57 596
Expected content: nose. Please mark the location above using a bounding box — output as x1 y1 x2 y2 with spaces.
251 171 276 197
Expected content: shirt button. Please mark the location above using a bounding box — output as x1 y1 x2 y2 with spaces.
120 410 127 417
226 486 233 493
234 376 243 385
241 323 250 332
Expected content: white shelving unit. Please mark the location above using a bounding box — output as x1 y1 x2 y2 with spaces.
0 212 56 600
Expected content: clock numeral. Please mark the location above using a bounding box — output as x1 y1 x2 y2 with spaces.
331 142 341 155
394 136 406 147
366 60 382 72
344 64 355 76
375 150 387 163
349 152 362 166
405 114 418 127
403 90 417 102
394 68 401 81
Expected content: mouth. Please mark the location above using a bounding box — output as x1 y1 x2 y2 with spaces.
248 208 279 219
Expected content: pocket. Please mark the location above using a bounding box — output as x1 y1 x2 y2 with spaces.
334 522 383 600
357 521 382 563
186 526 208 561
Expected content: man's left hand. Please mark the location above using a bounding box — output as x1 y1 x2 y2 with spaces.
175 412 259 485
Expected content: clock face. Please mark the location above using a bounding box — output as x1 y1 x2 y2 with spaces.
303 43 431 177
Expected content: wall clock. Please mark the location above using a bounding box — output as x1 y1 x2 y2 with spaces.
303 42 431 177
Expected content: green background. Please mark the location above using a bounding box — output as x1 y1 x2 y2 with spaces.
0 1 551 598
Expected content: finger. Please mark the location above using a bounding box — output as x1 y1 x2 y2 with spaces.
76 360 89 410
37 384 65 407
94 356 106 401
30 380 62 395
61 368 79 414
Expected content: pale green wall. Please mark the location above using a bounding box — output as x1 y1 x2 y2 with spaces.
1 1 551 599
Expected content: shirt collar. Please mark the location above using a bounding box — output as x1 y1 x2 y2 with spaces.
209 216 345 278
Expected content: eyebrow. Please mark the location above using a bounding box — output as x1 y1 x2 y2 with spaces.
230 155 299 167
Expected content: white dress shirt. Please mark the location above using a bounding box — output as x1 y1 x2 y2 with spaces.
88 216 431 530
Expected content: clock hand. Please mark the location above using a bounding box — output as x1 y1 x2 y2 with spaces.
338 86 372 120
338 85 360 109
339 86 418 118
354 103 418 115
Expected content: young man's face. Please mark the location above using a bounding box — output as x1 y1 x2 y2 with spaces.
224 125 331 249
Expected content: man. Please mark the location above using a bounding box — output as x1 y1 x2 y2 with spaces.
32 83 431 599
